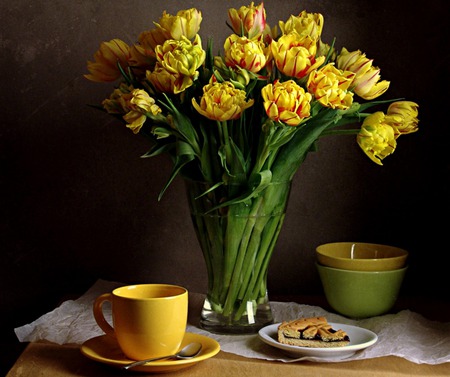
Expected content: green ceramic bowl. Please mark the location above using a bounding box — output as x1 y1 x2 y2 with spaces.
316 263 408 318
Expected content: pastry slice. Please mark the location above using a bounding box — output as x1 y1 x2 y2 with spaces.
278 316 350 348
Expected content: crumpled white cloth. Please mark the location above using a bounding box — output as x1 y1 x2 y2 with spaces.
14 279 450 364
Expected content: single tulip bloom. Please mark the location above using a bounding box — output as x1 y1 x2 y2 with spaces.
147 63 192 94
85 39 131 82
317 41 335 60
385 101 419 137
353 66 390 100
224 34 268 73
357 112 397 165
138 8 202 52
129 89 161 115
271 33 325 79
155 35 205 78
157 8 202 41
129 44 156 67
261 80 312 126
123 111 147 134
122 89 161 134
192 81 254 121
228 2 266 39
279 10 324 42
102 83 134 114
336 48 390 100
307 63 355 110
138 28 169 52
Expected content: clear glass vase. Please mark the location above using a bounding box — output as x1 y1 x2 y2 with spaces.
185 179 293 334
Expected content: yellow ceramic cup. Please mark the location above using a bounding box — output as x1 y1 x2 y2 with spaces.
93 284 188 361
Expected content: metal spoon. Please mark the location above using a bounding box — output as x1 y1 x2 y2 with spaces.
122 342 203 370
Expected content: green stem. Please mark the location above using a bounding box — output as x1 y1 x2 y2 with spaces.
222 196 263 316
236 214 269 300
220 204 250 303
234 212 285 320
232 182 291 320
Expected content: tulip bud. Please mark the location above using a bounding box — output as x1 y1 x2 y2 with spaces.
336 48 390 100
228 2 266 39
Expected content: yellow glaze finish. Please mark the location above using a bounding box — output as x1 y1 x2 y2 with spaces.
93 284 188 361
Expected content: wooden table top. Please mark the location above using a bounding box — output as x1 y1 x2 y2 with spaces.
6 340 450 377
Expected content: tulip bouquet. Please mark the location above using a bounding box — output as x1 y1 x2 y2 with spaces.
85 3 419 331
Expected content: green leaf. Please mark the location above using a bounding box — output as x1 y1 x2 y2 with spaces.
206 170 272 212
141 142 174 158
229 138 247 174
271 108 341 182
160 94 200 151
358 98 402 112
158 153 195 201
194 180 224 199
151 126 173 139
218 145 232 176
177 140 197 157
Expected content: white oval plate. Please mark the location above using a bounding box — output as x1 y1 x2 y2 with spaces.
258 322 377 359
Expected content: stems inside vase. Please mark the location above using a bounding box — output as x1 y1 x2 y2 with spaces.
185 179 292 332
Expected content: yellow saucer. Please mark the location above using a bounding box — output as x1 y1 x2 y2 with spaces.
81 332 220 373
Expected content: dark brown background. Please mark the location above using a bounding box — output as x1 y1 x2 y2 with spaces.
1 0 448 362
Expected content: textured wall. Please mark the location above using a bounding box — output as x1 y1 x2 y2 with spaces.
1 0 448 329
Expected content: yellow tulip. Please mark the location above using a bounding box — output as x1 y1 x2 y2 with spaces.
224 34 268 73
130 43 155 65
147 64 193 94
123 111 147 134
138 28 169 52
261 80 312 126
103 86 161 134
84 39 131 82
357 112 397 165
270 33 325 79
130 89 161 115
336 48 390 100
192 81 254 121
385 101 419 137
353 66 390 100
306 63 355 110
102 83 133 114
158 8 202 41
137 8 202 52
279 10 324 42
317 41 335 60
124 89 161 134
228 2 266 39
155 35 205 77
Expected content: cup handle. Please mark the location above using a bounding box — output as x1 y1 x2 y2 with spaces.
93 293 115 337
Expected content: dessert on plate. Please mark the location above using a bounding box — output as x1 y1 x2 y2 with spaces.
278 316 350 348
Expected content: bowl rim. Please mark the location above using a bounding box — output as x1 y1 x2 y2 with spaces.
316 242 408 262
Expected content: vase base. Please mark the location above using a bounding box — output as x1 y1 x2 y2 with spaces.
199 297 274 334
